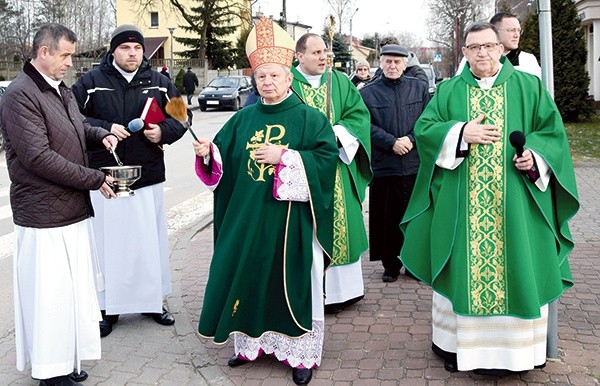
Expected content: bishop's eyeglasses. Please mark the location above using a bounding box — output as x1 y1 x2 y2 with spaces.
465 43 500 53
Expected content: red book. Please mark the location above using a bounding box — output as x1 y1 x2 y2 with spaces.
140 97 166 130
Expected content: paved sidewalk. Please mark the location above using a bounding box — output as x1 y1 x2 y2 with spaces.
0 163 598 385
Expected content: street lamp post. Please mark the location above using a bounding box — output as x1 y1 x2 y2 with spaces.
167 27 175 72
349 7 359 72
280 0 287 29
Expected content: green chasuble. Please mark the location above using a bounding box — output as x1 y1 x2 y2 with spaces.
291 68 372 266
401 58 579 318
198 93 338 343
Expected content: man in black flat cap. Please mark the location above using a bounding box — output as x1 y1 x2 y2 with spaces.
360 44 430 283
72 24 187 338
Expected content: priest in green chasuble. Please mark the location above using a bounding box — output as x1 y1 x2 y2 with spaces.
291 33 372 313
400 22 579 374
192 17 337 385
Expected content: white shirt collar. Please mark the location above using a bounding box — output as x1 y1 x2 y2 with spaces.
262 90 293 105
473 63 503 90
39 72 62 96
295 66 323 88
112 58 138 83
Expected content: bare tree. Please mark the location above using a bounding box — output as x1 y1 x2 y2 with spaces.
127 0 250 67
325 0 355 34
7 0 38 60
68 0 114 53
426 0 494 75
0 0 18 61
495 0 535 18
396 31 424 51
0 0 115 61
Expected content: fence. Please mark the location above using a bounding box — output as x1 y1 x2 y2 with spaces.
0 59 249 88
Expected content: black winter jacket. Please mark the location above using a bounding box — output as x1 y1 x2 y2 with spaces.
183 70 199 93
72 54 186 189
0 61 108 228
360 75 430 177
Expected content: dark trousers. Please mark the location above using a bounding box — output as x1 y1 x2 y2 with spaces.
186 92 193 105
369 174 417 275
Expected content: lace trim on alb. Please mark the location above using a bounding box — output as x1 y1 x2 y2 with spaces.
233 320 324 368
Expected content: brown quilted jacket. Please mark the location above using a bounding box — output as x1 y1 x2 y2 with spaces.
0 61 108 228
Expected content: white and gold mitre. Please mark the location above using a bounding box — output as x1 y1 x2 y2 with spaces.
246 17 296 71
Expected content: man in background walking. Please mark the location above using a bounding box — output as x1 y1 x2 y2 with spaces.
183 67 199 105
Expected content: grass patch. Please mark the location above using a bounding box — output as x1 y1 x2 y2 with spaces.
565 113 600 162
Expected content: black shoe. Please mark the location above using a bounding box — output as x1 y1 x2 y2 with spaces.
99 310 118 338
324 303 344 314
69 369 88 382
473 368 523 376
444 360 459 372
142 307 175 326
382 270 399 282
292 368 312 385
39 375 82 385
227 354 249 367
432 342 458 373
99 319 112 338
104 314 119 324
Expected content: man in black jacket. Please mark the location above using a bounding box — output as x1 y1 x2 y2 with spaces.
360 44 430 282
183 67 199 105
72 24 186 338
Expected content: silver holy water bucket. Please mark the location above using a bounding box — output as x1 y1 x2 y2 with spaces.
100 165 142 197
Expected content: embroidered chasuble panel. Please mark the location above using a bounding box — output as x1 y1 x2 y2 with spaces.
297 83 353 266
297 83 335 124
331 163 349 265
245 125 289 182
466 84 508 315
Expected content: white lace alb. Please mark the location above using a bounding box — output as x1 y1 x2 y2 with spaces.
233 320 324 368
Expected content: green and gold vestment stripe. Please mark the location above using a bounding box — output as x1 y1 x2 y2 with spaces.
297 83 350 265
466 84 508 315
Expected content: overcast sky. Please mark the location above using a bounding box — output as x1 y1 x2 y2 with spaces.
253 0 431 43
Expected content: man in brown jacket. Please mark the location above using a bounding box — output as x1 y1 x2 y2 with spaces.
0 23 117 386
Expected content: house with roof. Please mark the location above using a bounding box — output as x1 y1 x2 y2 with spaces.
115 0 252 66
576 0 600 101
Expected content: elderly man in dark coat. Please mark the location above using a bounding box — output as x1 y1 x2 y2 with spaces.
360 44 430 283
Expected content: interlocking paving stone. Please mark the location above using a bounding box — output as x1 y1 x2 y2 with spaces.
0 164 599 384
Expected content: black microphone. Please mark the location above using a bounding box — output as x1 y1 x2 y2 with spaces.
128 118 144 133
509 131 525 158
509 131 539 180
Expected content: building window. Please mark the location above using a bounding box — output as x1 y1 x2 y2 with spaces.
150 12 159 28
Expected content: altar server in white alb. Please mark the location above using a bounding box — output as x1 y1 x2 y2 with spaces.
0 23 118 386
72 24 187 337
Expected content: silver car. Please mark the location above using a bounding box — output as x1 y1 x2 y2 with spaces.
419 64 442 96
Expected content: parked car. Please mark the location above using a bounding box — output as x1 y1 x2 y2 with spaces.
198 75 254 111
0 80 11 152
419 64 442 96
349 68 379 84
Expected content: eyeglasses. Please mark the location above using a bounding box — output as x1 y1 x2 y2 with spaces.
502 28 522 35
465 43 500 53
